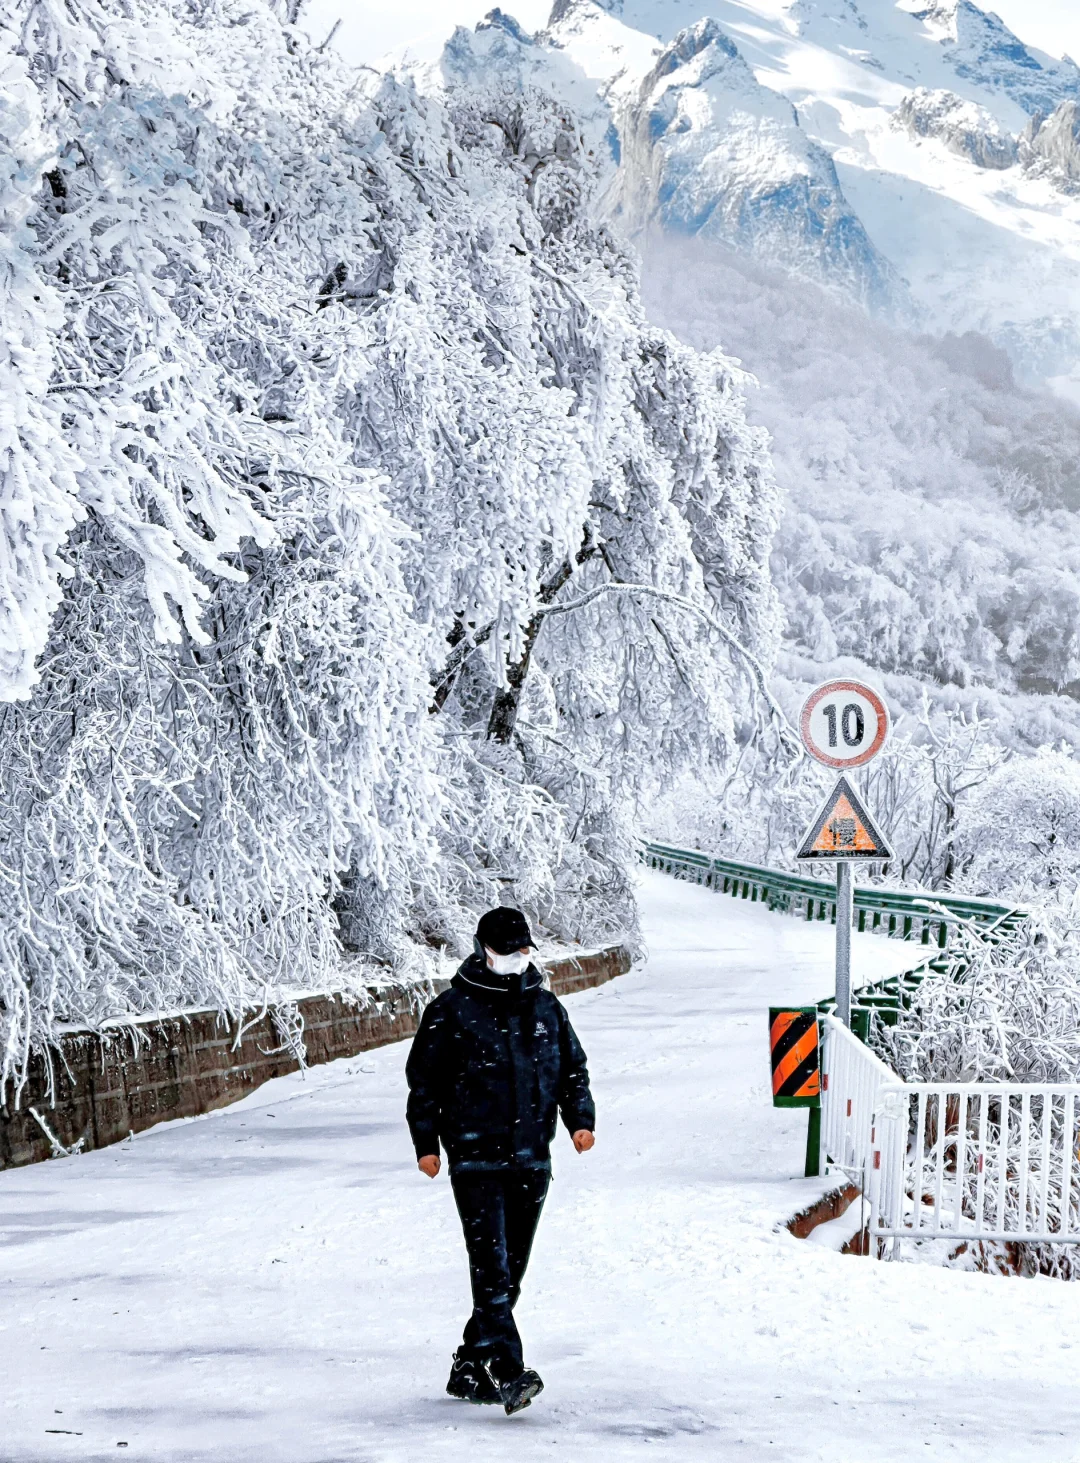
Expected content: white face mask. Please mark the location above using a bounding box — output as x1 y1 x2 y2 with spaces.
486 948 531 975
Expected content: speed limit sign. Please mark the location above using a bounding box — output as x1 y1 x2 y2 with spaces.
799 680 889 769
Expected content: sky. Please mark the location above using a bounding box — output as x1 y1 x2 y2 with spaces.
300 0 1080 68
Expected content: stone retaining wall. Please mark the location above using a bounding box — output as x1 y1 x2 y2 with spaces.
0 945 632 1170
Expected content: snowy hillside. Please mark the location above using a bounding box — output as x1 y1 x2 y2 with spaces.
643 238 1080 723
410 0 1080 393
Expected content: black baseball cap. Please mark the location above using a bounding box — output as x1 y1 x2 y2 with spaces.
476 907 533 955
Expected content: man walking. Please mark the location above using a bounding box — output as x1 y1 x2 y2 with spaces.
406 906 595 1415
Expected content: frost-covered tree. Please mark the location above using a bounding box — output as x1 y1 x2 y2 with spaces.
956 748 1080 894
0 31 84 697
0 0 447 1086
868 700 1007 887
359 76 783 946
0 0 781 1087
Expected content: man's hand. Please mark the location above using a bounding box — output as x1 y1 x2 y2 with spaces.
418 1154 441 1178
572 1130 594 1154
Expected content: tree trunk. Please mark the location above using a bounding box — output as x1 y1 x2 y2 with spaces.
486 611 544 744
486 546 592 743
942 794 957 885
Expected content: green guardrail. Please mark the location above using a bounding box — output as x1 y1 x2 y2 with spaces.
642 841 1025 1030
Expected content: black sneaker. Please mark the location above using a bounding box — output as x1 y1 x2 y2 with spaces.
490 1366 544 1416
446 1351 500 1405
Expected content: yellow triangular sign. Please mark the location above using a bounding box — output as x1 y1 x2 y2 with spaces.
796 776 893 861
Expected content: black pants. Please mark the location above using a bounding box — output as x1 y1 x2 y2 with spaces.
450 1167 550 1379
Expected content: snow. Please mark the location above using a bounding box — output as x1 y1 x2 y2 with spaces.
5 868 1080 1460
805 1204 865 1249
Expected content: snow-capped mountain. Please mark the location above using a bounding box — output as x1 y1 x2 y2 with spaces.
919 1 1080 116
601 15 903 312
412 0 1080 390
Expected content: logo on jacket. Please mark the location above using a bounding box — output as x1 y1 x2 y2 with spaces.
534 1021 546 1036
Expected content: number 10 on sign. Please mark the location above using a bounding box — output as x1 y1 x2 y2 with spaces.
800 680 889 770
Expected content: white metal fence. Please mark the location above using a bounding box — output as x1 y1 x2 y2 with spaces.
871 1083 1080 1250
818 1015 896 1187
819 1018 1080 1257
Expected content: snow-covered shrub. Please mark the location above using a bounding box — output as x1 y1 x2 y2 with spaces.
881 909 1080 1087
955 748 1080 894
877 904 1080 1276
0 0 781 1088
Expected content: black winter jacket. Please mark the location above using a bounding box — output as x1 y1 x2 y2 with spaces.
405 955 595 1173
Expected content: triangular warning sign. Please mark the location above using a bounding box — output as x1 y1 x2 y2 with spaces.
796 775 893 861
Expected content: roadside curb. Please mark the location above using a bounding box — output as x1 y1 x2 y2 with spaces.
786 1184 861 1240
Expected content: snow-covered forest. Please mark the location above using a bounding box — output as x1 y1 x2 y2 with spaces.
644 239 1080 710
0 0 784 1084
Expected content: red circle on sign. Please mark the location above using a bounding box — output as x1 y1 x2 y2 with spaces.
799 680 889 769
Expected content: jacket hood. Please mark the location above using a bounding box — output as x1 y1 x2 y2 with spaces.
453 952 545 1002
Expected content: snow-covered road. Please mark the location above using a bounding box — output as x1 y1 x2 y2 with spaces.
4 870 1080 1461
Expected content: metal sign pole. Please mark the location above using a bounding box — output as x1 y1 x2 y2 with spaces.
835 859 853 1027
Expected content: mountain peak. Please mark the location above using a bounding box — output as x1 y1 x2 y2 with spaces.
477 8 534 44
916 0 1080 115
601 15 903 313
648 19 738 85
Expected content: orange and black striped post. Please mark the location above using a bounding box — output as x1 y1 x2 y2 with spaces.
770 1008 821 1106
769 1007 822 1177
